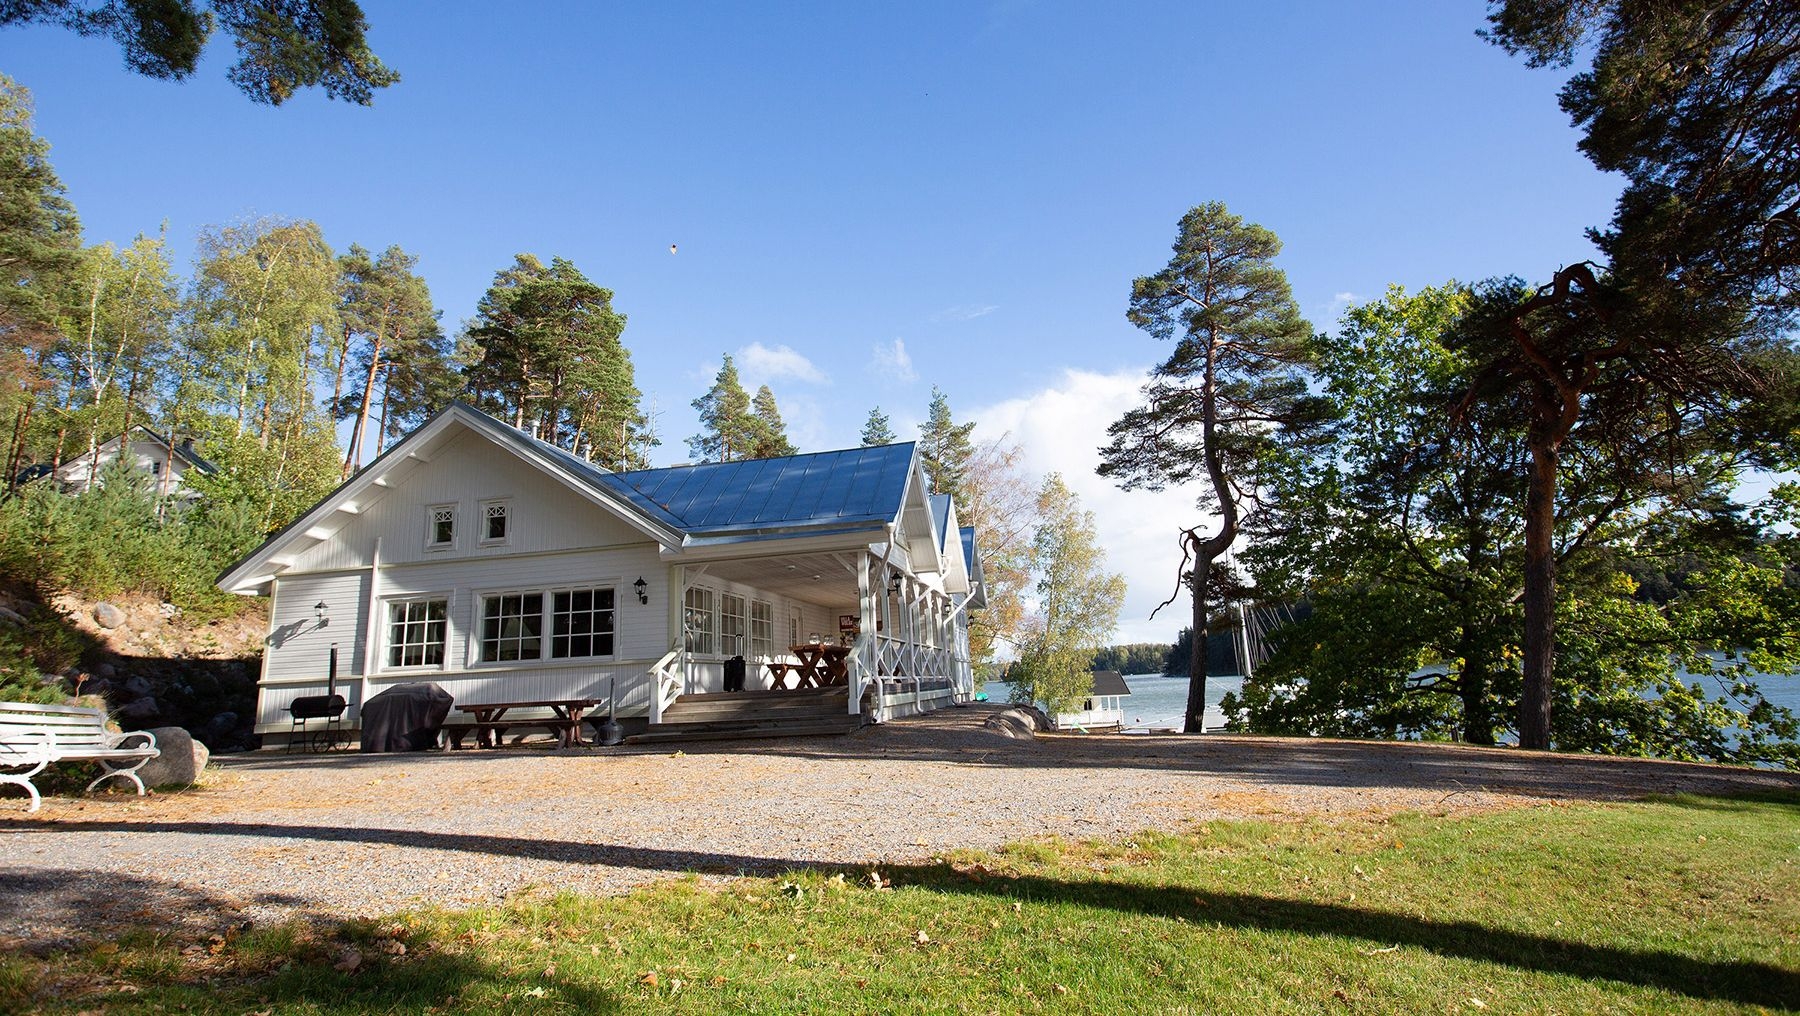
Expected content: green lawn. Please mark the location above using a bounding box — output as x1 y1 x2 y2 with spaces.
6 793 1797 1014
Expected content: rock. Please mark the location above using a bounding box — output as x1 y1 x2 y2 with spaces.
95 662 117 679
93 601 126 629
159 602 179 619
122 675 154 699
83 678 112 697
37 673 62 688
135 726 209 787
198 711 239 745
0 606 25 627
982 707 1045 740
115 697 160 722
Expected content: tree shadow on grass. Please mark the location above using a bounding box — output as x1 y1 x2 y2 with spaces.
0 870 623 1015
889 863 1800 1011
5 819 1795 1009
228 948 622 1016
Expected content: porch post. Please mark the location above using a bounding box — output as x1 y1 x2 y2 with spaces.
358 536 383 719
855 551 873 715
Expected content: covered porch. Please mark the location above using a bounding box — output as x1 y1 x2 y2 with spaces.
646 538 976 728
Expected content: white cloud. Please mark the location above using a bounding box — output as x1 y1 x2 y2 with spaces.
870 338 918 382
1320 290 1359 326
932 304 999 323
738 342 827 385
971 369 1215 646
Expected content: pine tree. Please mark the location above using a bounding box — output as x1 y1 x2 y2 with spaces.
688 355 755 462
1098 202 1318 733
335 243 442 475
748 384 796 458
860 406 895 446
918 386 975 498
462 254 651 467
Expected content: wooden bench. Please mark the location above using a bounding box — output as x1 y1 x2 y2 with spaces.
0 701 160 813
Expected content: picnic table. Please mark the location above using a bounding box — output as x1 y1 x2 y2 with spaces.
451 698 601 749
783 643 851 689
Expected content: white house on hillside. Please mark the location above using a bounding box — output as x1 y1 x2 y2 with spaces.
217 402 985 743
53 426 217 500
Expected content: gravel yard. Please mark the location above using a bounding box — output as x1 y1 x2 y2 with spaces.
3 704 1796 947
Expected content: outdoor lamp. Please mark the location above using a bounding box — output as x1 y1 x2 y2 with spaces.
314 601 328 626
888 574 903 595
633 577 649 605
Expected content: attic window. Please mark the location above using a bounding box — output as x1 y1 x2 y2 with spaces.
480 499 509 545
427 504 456 549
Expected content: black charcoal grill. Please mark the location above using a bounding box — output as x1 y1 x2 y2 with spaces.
287 644 349 752
286 694 348 752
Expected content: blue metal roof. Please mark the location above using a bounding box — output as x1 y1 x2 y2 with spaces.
604 442 919 536
960 526 978 574
929 494 952 551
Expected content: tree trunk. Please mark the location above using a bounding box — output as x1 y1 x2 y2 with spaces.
1519 438 1559 750
1456 622 1496 745
1184 546 1210 734
5 406 27 486
376 364 393 454
344 332 383 478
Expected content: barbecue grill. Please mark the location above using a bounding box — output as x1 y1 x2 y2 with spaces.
286 694 348 752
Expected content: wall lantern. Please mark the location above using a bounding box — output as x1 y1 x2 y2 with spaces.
633 577 649 605
314 601 329 626
888 574 903 595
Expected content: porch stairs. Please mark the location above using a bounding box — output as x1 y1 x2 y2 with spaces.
627 687 866 744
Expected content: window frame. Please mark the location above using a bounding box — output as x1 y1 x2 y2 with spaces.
684 586 717 656
478 590 544 663
425 502 458 551
749 599 774 658
548 587 616 661
469 584 620 667
719 592 747 658
478 498 510 546
383 595 450 671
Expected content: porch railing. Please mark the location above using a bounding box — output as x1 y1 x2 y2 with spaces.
648 645 683 724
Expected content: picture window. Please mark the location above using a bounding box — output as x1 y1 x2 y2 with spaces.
386 599 447 668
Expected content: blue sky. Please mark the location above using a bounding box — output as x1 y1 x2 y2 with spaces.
5 1 1623 642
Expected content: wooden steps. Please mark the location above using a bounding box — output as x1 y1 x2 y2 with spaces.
626 688 866 744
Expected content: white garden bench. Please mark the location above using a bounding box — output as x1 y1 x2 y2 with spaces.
0 701 160 813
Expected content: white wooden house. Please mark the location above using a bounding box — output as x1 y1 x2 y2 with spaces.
217 402 985 742
53 426 216 500
1054 670 1132 731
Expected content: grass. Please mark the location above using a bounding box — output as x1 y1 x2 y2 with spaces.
5 793 1797 1014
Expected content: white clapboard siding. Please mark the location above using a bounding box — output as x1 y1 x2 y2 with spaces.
287 428 649 573
262 572 371 681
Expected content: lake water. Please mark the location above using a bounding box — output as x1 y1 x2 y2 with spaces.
984 667 1800 734
982 672 1244 732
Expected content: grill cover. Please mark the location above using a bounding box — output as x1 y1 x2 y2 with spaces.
359 682 453 752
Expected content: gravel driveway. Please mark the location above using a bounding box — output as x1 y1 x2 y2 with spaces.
3 705 1795 946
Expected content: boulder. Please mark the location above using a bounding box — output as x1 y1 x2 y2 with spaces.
122 675 154 699
135 726 209 787
982 706 1046 740
198 711 239 746
0 606 25 627
95 662 117 679
93 601 126 629
115 697 160 722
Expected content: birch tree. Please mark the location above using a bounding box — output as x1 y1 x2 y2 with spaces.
1008 473 1126 717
